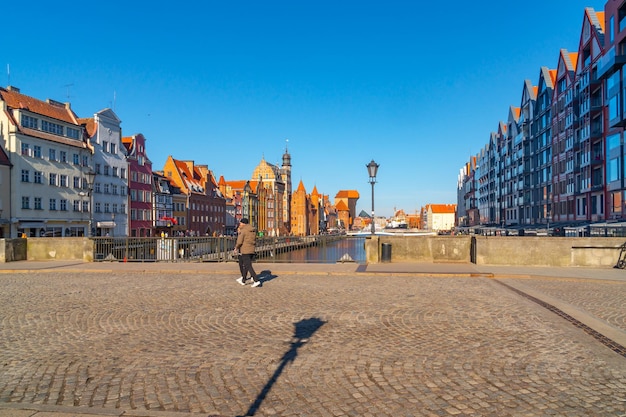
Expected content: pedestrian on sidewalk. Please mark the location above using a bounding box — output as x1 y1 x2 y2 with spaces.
234 218 261 287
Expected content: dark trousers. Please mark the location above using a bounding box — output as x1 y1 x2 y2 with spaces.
238 253 259 282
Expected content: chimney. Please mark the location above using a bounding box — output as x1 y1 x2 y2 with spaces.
7 86 20 93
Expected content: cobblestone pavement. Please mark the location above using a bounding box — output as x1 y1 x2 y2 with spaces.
0 266 625 417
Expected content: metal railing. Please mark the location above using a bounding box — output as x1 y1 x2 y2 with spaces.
93 235 367 264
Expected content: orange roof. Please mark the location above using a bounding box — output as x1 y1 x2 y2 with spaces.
0 86 79 124
78 117 96 137
428 204 457 214
335 200 349 211
335 190 359 198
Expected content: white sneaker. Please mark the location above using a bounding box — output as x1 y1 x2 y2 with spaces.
236 277 246 285
251 280 261 287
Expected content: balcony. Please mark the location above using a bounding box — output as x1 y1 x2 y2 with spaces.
596 45 626 79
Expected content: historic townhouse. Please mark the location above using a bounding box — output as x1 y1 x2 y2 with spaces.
0 86 93 238
122 133 153 237
421 204 456 232
152 172 175 236
575 8 606 222
531 67 556 226
291 180 309 236
162 156 225 236
0 146 11 238
195 164 226 236
218 178 248 234
597 1 626 220
79 109 128 237
251 157 286 236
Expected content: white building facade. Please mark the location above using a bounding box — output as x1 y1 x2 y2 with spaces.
0 86 93 238
80 109 128 237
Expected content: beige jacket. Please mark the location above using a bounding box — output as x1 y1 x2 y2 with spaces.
235 223 257 254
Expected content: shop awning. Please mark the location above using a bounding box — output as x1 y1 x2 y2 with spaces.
97 221 116 228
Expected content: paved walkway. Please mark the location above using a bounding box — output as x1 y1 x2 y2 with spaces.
0 260 625 417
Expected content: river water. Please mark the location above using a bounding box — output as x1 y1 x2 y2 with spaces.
270 236 366 263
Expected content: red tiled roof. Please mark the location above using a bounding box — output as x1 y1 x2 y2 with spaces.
0 87 78 124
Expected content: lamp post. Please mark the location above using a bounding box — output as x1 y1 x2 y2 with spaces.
366 159 379 235
85 169 96 237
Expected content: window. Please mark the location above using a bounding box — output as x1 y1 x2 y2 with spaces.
22 196 30 209
21 169 30 182
34 145 42 158
95 202 101 213
104 165 110 176
82 155 89 167
34 197 42 210
82 201 89 212
73 176 80 188
121 203 126 214
112 185 118 195
49 173 57 186
42 120 63 135
21 114 38 129
104 184 110 194
60 175 68 187
112 167 118 177
73 200 80 211
21 143 31 156
121 168 126 179
104 203 110 213
66 127 80 139
60 199 67 211
103 141 108 152
95 183 101 193
73 153 80 165
49 199 57 211
49 149 57 161
60 151 67 163
34 171 43 184
95 163 101 174
110 143 116 154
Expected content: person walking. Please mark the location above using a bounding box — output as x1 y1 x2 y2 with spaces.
234 218 262 287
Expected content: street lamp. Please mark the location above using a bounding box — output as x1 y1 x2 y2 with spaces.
85 168 96 237
366 159 379 235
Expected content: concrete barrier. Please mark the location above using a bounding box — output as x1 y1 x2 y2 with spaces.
364 235 626 267
23 237 95 262
0 238 27 262
3 235 626 267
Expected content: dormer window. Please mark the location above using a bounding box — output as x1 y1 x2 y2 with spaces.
21 114 38 129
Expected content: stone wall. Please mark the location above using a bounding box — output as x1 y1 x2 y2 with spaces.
365 235 626 267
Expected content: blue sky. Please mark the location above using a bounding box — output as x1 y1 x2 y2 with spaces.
5 1 600 217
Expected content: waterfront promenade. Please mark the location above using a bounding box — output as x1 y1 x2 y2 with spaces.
0 260 625 417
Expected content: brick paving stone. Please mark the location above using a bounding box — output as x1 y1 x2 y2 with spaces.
0 271 624 417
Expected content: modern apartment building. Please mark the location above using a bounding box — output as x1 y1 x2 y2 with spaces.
457 3 626 231
0 86 93 238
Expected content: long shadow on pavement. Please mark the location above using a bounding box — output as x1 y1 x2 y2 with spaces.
238 317 326 416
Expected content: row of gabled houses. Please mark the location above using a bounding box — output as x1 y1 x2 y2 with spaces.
457 2 626 233
0 85 361 238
